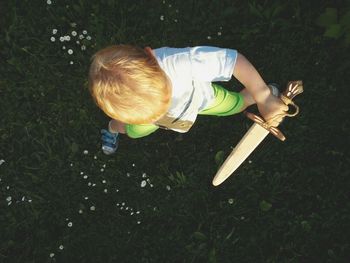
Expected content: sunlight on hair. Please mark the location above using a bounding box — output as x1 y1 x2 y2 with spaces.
89 45 171 124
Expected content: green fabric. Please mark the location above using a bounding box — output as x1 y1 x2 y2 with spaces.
199 83 244 116
125 123 159 139
126 83 244 138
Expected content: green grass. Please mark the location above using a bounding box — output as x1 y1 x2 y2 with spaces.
1 0 349 262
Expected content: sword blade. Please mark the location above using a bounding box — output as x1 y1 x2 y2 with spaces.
212 123 269 186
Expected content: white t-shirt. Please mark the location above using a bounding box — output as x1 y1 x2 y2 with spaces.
153 46 238 132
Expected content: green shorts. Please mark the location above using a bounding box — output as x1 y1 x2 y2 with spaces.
126 83 244 138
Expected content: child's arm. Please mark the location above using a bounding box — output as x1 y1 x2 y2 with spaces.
233 53 288 126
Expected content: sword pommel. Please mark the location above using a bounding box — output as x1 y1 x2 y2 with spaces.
283 80 304 100
280 80 304 117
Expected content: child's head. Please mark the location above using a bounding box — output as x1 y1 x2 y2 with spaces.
89 45 171 124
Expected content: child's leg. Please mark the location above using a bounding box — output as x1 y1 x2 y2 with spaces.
125 124 159 139
199 83 255 116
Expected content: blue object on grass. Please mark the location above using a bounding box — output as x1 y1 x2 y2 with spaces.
101 129 119 155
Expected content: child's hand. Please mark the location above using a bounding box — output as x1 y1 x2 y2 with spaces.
257 90 288 127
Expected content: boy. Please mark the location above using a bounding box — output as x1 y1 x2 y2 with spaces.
88 45 287 154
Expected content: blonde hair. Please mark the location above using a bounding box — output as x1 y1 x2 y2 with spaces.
88 45 171 124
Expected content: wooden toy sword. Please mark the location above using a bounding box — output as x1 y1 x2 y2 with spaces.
212 80 303 186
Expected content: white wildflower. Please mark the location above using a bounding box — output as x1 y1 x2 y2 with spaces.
137 221 141 224
217 31 222 36
59 245 64 250
228 198 234 204
100 168 104 172
47 0 52 5
94 155 97 159
59 36 64 42
79 34 84 40
70 163 73 166
121 202 125 206
49 253 55 258
67 222 73 227
130 212 134 215
83 150 88 155
50 36 55 42
81 45 86 51
104 189 108 193
80 172 84 175
141 180 147 188
102 164 106 168
71 31 77 36
90 206 95 211
64 35 71 41
92 183 96 187
88 182 91 186
68 49 73 55
6 196 12 202
207 36 212 40
82 30 88 35
6 186 10 190
79 209 83 214
62 46 66 50
8 201 12 206
136 211 140 214
126 173 130 177
28 199 32 203
0 159 5 165
142 173 147 178
160 15 164 21
52 29 57 34
83 175 88 179
86 35 92 40
76 40 80 45
166 185 171 191
102 180 106 184
248 160 252 163
21 196 25 201
84 196 88 200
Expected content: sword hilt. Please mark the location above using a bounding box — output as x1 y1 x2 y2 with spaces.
245 80 303 141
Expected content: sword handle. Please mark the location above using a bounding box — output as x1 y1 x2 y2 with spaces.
245 80 303 141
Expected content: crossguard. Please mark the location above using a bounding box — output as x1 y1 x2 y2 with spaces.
245 80 303 141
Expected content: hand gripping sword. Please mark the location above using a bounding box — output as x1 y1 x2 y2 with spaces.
212 80 303 186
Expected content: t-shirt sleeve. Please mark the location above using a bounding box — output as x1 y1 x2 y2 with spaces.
189 46 237 82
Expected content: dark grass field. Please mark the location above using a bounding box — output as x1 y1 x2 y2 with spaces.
1 0 350 262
